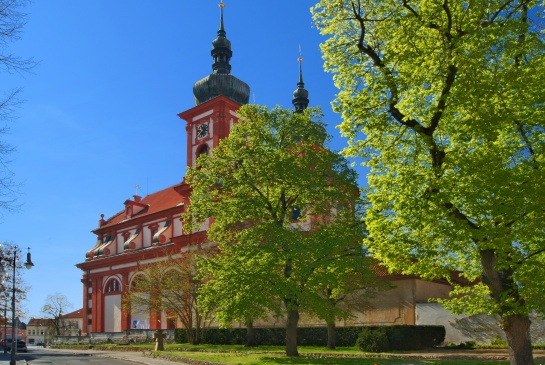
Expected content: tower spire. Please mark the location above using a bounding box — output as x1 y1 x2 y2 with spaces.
219 0 226 36
211 0 232 75
292 47 309 113
298 46 304 86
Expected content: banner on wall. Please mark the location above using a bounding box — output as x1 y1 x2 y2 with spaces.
131 320 150 329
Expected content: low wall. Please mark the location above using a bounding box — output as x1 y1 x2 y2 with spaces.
416 303 545 345
54 329 176 345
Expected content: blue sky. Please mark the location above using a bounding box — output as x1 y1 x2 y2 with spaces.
0 1 367 319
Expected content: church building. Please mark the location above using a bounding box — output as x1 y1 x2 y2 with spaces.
76 2 253 334
76 3 457 336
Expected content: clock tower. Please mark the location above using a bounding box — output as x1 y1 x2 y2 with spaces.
178 1 250 168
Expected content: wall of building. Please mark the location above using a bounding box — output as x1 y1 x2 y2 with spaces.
416 303 545 345
104 295 122 332
59 319 83 337
244 279 421 328
414 279 451 303
350 279 417 326
27 326 48 345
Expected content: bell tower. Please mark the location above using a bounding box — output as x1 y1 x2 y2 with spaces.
178 1 250 168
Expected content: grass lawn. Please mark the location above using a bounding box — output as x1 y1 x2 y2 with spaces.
56 343 510 365
152 345 509 365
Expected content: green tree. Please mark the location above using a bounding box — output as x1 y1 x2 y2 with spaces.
302 206 387 350
122 251 211 346
185 105 370 356
313 1 545 364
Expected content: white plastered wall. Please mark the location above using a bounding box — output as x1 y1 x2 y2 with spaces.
416 303 545 345
104 295 122 332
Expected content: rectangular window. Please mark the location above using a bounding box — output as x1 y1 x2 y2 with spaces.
290 206 302 221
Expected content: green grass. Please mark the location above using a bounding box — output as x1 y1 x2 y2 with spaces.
55 343 512 365
157 350 509 365
163 344 362 353
148 345 509 365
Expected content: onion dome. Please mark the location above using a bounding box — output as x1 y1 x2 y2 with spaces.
193 1 250 106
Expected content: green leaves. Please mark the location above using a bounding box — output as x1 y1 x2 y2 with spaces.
184 104 372 328
313 0 545 320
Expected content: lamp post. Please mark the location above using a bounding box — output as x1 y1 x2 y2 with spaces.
3 295 7 354
0 246 34 365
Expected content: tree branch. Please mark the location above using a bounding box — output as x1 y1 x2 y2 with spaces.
518 248 545 265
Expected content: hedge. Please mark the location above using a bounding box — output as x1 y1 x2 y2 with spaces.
175 325 444 350
355 326 446 352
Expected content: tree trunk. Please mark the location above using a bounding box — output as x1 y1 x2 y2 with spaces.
325 287 337 350
154 329 165 351
285 308 299 356
193 327 202 345
480 249 534 365
245 320 256 347
503 314 534 365
194 311 203 345
326 320 336 350
186 327 197 345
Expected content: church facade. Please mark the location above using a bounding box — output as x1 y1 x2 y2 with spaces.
76 3 456 336
75 3 251 334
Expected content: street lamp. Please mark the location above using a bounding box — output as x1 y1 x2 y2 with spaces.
0 246 34 365
3 295 7 355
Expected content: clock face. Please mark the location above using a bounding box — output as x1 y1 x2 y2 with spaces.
197 123 208 139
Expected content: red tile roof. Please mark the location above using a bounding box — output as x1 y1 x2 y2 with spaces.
97 183 186 230
61 308 84 319
27 318 53 326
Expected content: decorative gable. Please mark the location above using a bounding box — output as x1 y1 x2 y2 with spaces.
123 195 148 218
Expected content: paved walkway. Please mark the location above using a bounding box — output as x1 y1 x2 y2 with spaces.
0 347 184 365
3 346 545 365
0 350 27 364
75 349 190 365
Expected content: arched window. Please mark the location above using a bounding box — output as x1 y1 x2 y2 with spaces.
130 274 147 292
197 144 209 158
105 278 121 293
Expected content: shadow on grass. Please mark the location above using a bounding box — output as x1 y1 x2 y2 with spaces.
258 356 509 365
258 356 409 364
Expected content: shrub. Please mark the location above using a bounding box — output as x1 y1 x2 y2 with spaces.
445 341 476 349
386 325 445 350
356 327 390 353
489 334 507 348
175 325 445 350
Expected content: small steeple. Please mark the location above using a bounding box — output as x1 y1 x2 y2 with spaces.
219 1 225 35
291 50 326 145
212 0 232 75
292 50 309 113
